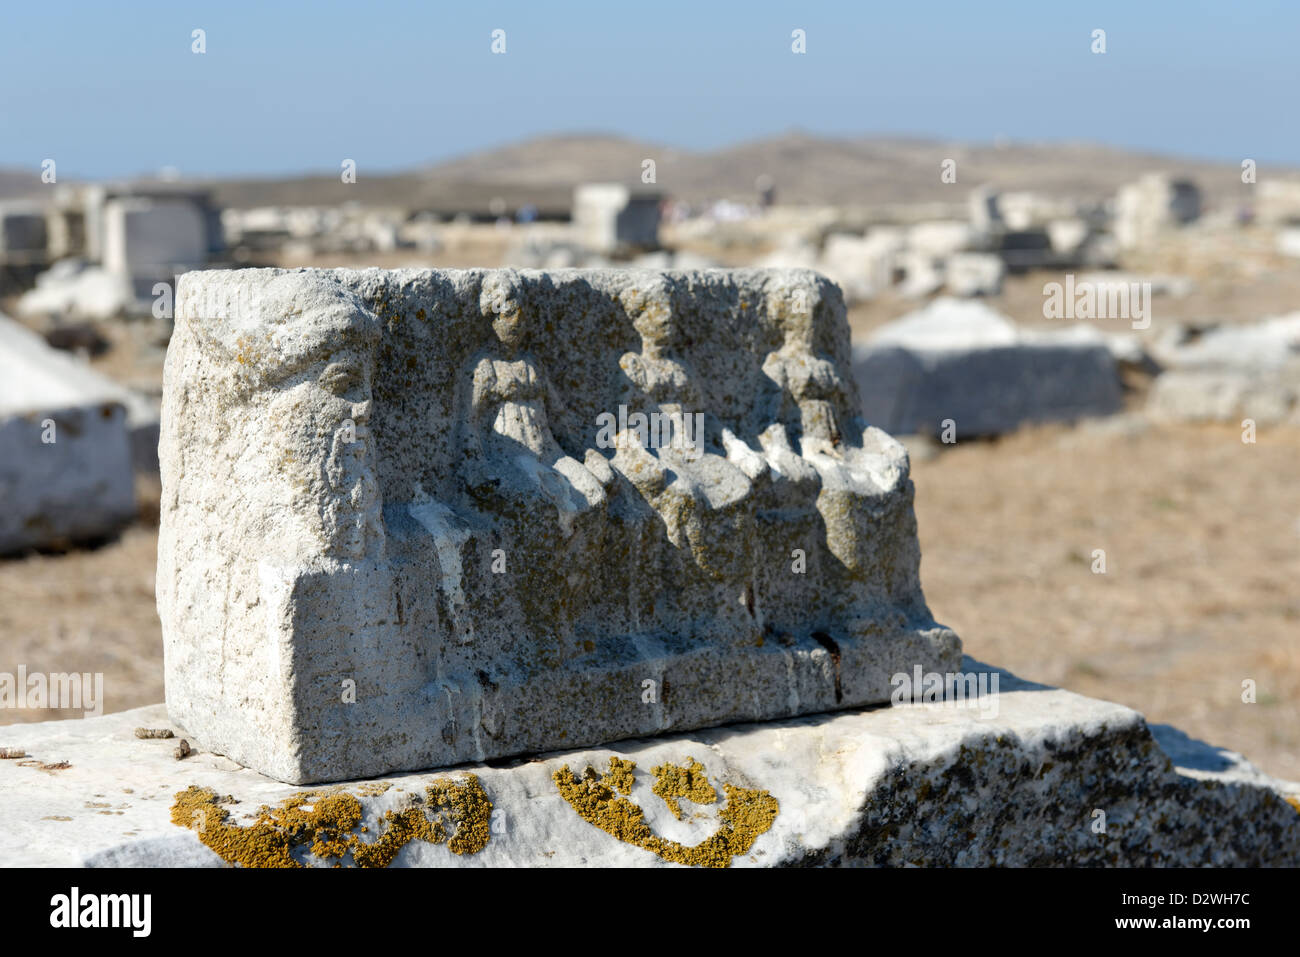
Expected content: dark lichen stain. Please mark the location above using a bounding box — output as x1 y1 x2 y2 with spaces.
553 756 778 868
170 774 492 868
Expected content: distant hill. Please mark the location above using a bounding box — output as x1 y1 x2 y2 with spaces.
197 134 674 216
196 133 1275 215
0 169 43 200
669 134 1260 207
6 134 1289 214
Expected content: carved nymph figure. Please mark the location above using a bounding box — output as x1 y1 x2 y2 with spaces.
463 270 606 523
457 271 611 666
760 277 850 457
618 278 702 441
613 278 756 592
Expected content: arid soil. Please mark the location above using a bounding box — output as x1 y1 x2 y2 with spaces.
915 420 1300 781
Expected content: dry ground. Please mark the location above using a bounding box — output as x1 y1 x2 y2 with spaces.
914 420 1300 781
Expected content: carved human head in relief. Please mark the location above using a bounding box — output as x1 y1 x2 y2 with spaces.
480 269 528 352
622 276 676 353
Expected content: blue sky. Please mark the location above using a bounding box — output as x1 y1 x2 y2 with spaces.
1 0 1295 179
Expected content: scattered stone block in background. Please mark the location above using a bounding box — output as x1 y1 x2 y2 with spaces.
1115 174 1202 250
159 267 959 784
1277 227 1300 258
818 231 902 304
897 250 945 298
906 220 974 258
103 196 211 301
852 298 1123 437
1149 369 1300 426
572 184 662 254
0 201 49 261
944 251 1004 297
0 312 137 553
1148 313 1300 425
16 259 135 322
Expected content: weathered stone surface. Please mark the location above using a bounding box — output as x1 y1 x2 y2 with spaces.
1148 314 1300 425
160 267 959 784
2 659 1296 867
0 312 136 553
852 298 1123 436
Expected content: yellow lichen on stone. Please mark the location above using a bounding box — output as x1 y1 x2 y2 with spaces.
553 756 778 868
349 803 445 868
1287 796 1300 814
604 756 637 796
170 786 299 869
170 774 492 868
651 758 717 820
426 774 494 855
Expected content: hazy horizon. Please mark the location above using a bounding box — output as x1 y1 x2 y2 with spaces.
0 129 1285 187
2 0 1298 180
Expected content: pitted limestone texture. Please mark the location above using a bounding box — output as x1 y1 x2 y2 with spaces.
160 267 959 783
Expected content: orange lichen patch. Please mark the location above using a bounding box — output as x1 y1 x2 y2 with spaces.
553 756 778 868
1287 796 1300 814
170 774 492 868
651 758 717 820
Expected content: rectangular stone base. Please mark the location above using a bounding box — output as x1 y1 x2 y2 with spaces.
168 625 960 784
4 659 1297 867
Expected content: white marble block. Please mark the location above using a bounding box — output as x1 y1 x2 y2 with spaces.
0 313 136 553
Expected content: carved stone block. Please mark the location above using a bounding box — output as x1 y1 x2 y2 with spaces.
159 267 959 783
